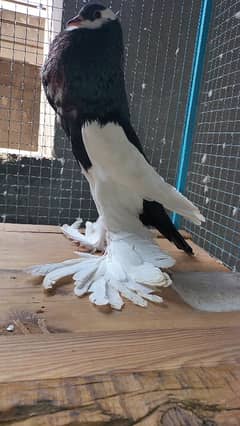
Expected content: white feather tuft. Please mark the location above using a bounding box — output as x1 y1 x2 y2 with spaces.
26 230 171 309
129 262 170 285
61 216 106 251
25 258 83 276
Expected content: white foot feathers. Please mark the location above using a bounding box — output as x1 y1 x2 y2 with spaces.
61 217 106 251
26 253 171 310
26 224 174 310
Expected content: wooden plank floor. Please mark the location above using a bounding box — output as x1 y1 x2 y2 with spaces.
0 224 239 425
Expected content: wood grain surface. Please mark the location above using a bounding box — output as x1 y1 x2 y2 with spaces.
0 327 240 382
1 367 240 425
0 224 239 426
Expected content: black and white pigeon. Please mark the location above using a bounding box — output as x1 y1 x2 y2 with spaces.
42 3 203 251
36 3 205 308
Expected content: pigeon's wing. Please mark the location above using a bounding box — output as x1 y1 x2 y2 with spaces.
42 76 57 113
82 121 205 225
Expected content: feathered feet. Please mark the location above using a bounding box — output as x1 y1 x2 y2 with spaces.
61 216 106 251
26 230 174 310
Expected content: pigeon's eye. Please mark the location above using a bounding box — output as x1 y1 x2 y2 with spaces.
93 10 101 19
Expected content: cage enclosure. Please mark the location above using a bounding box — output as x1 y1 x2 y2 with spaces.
1 1 240 420
0 0 239 276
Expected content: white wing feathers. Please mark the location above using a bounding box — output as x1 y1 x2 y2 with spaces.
82 122 205 225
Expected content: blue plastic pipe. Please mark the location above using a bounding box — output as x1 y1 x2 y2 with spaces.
172 0 213 228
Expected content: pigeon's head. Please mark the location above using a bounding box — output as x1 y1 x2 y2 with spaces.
66 3 118 31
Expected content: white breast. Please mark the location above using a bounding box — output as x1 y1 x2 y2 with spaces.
82 122 145 234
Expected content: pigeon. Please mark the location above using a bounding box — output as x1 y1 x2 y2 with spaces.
32 3 206 308
42 2 204 255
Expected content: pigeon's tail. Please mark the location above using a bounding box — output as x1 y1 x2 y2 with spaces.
166 226 194 255
153 180 205 225
140 200 194 256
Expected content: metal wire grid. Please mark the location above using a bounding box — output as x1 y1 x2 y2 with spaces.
184 0 240 271
122 0 201 186
0 0 201 225
0 0 95 225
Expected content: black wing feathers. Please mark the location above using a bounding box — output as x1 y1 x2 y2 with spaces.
140 200 194 255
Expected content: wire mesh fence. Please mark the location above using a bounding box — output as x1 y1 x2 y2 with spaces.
0 0 238 271
0 0 200 225
184 0 240 271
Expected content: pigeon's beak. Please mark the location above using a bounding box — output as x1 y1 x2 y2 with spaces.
66 14 83 29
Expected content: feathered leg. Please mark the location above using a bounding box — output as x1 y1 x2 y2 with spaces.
26 230 173 309
61 216 106 251
26 176 174 309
